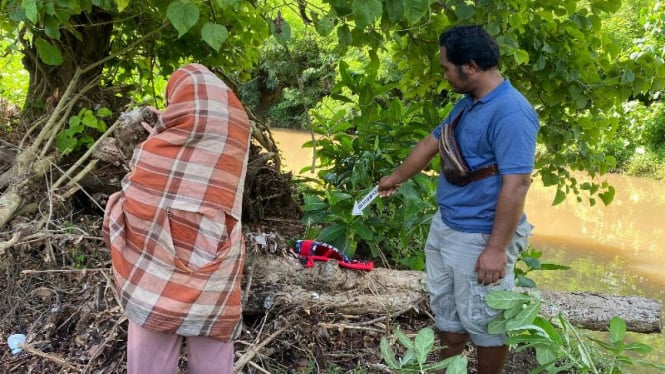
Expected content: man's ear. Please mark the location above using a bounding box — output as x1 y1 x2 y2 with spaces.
462 61 480 75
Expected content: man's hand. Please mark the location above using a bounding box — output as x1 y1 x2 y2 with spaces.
377 134 439 198
377 176 401 197
475 246 507 285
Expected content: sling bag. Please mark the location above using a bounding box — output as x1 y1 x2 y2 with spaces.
438 110 498 186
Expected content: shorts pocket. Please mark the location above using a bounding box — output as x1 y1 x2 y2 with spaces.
468 276 511 326
511 221 533 256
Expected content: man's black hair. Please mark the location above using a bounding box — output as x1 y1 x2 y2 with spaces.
439 25 500 71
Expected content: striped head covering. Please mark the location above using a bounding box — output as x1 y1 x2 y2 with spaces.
103 63 251 340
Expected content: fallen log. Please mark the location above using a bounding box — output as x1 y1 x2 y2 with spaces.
243 253 662 334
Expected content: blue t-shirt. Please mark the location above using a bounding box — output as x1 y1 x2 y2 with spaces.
431 80 539 234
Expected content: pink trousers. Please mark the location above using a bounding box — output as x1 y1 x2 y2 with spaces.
127 320 234 374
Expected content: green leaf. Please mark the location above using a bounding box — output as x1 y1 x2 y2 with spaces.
313 13 335 36
552 189 566 205
69 116 82 129
400 349 416 366
506 335 554 346
35 38 64 66
444 355 468 374
620 68 635 84
516 274 537 288
271 18 291 44
55 133 77 155
506 301 540 330
488 316 509 334
338 60 356 89
534 54 547 71
590 338 616 352
523 257 541 270
302 195 327 212
352 0 382 29
533 317 563 345
216 0 241 8
352 221 374 241
330 94 354 103
413 327 434 364
201 23 228 51
384 0 403 23
80 134 95 146
598 185 615 206
167 0 200 38
318 224 347 244
538 263 570 271
329 0 352 16
337 24 352 47
623 342 652 354
97 120 108 132
96 108 112 118
513 49 530 64
380 337 399 368
69 116 85 133
534 345 558 366
394 329 414 350
328 190 352 206
486 291 530 309
454 3 475 20
609 316 626 344
404 0 428 25
540 169 558 186
116 0 130 11
486 21 500 36
23 0 39 23
302 210 330 225
44 15 61 39
81 111 97 127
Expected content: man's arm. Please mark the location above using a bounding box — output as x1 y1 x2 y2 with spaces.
378 134 439 197
475 173 531 285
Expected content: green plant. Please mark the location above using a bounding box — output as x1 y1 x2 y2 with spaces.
486 290 665 373
69 248 87 269
240 34 338 130
301 174 436 267
300 54 443 267
514 247 570 288
0 37 28 107
625 150 665 180
380 327 468 373
55 107 112 155
639 101 665 156
301 187 375 257
590 317 662 371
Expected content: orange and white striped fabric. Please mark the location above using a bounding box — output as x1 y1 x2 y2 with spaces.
103 63 251 341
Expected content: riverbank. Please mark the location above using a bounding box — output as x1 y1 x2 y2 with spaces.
272 128 665 367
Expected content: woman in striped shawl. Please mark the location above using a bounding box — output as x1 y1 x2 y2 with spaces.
103 63 251 374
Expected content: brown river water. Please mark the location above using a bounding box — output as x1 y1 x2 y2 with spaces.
272 128 665 364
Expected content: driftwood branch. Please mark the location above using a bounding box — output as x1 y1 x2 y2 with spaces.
19 343 81 371
242 254 662 334
234 323 290 372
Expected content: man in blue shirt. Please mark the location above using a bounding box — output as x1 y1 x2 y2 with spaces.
378 25 538 373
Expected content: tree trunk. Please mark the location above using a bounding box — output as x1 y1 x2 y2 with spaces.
20 7 113 122
242 253 662 334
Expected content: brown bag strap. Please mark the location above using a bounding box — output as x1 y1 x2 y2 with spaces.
438 110 469 174
438 110 498 185
467 164 498 182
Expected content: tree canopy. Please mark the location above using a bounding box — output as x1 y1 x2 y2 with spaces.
1 0 664 209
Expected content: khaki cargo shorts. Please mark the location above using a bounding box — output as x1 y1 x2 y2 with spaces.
425 211 532 347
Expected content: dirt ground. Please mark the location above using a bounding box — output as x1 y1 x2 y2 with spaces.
0 112 539 372
0 213 541 373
